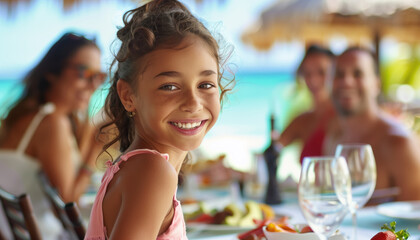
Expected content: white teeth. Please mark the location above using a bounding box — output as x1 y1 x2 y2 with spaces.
172 121 202 130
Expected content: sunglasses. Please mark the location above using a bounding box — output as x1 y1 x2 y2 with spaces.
68 64 107 88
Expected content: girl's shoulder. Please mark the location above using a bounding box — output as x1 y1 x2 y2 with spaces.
116 150 178 190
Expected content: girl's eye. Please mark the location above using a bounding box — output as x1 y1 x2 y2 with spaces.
199 83 216 89
159 85 178 91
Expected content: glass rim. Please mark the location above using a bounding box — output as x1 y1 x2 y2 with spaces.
302 156 338 161
336 143 372 148
301 156 347 167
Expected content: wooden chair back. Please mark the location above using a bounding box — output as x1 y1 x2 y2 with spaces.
0 187 41 240
38 172 86 240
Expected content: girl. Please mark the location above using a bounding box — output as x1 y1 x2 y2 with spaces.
0 32 104 239
85 0 233 239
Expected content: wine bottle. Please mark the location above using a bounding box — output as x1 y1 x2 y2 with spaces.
263 113 282 204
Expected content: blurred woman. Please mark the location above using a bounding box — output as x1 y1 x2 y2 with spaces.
0 32 105 238
274 45 335 162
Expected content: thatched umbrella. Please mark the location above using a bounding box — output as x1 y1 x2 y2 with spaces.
0 0 98 13
0 0 217 15
242 0 420 62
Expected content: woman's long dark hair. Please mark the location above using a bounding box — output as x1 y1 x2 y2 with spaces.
1 33 98 137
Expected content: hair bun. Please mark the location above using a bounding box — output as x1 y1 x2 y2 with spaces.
128 27 155 55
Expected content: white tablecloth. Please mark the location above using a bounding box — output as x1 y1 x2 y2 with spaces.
187 202 420 240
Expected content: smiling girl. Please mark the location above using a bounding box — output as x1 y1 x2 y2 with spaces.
85 0 234 239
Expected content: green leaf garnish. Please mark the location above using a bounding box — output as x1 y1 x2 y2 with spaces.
380 221 410 240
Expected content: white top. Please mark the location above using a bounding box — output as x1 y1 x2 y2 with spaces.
0 103 80 239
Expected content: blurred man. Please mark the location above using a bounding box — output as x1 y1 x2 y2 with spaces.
325 47 420 201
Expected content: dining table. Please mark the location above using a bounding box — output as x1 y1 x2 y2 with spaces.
183 187 420 240
79 175 420 240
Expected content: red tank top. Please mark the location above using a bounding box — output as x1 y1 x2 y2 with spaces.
299 109 334 164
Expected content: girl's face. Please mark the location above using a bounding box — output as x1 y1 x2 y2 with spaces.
48 45 104 112
130 35 220 152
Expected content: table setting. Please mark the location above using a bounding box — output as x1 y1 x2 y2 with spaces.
182 143 420 240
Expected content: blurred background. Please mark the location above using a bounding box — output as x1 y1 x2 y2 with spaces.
1 0 420 182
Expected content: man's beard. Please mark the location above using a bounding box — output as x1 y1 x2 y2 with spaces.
333 96 366 117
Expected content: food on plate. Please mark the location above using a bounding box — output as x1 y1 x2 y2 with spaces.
183 201 213 220
370 221 410 240
237 220 270 240
371 231 398 240
265 222 312 234
223 203 243 226
238 217 314 240
300 225 313 233
265 222 296 233
238 201 263 227
185 200 274 228
259 203 275 220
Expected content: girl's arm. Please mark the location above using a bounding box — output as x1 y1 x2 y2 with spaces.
34 114 93 202
108 154 178 239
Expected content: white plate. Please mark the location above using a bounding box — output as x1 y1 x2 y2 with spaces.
187 223 254 232
377 201 420 220
263 226 346 240
263 225 318 240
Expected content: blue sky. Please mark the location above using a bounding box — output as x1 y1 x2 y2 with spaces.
0 0 307 79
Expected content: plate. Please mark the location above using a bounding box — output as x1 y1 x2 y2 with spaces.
263 225 318 240
263 225 346 240
187 223 254 232
377 201 420 220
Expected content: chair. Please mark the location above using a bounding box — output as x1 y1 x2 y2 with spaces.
0 228 7 240
38 172 86 240
0 187 42 240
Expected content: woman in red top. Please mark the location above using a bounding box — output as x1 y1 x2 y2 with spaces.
275 45 335 163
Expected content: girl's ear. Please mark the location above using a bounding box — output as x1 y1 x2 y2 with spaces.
117 79 136 112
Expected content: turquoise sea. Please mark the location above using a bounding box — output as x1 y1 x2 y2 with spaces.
0 71 310 179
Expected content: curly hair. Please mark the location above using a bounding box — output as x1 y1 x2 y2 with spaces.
100 0 234 155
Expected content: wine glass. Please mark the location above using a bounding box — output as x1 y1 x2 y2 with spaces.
298 156 351 240
335 144 377 240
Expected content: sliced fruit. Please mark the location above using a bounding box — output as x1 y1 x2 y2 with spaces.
259 203 275 220
223 203 243 226
238 201 263 227
371 231 396 240
300 225 313 233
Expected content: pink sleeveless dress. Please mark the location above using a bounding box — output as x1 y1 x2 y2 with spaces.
85 149 187 240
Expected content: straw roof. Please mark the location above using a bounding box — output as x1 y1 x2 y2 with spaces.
0 0 213 14
242 0 420 51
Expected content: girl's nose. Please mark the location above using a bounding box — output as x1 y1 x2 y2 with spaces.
180 89 203 113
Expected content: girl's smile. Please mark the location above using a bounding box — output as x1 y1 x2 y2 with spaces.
169 119 208 135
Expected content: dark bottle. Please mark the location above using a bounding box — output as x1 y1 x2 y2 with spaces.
263 113 282 204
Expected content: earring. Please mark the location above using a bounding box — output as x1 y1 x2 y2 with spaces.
128 111 136 117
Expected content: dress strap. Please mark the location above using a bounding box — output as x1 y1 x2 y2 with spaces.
120 149 169 162
16 103 55 153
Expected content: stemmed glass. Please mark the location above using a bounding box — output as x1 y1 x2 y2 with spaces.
335 144 377 240
298 156 351 240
